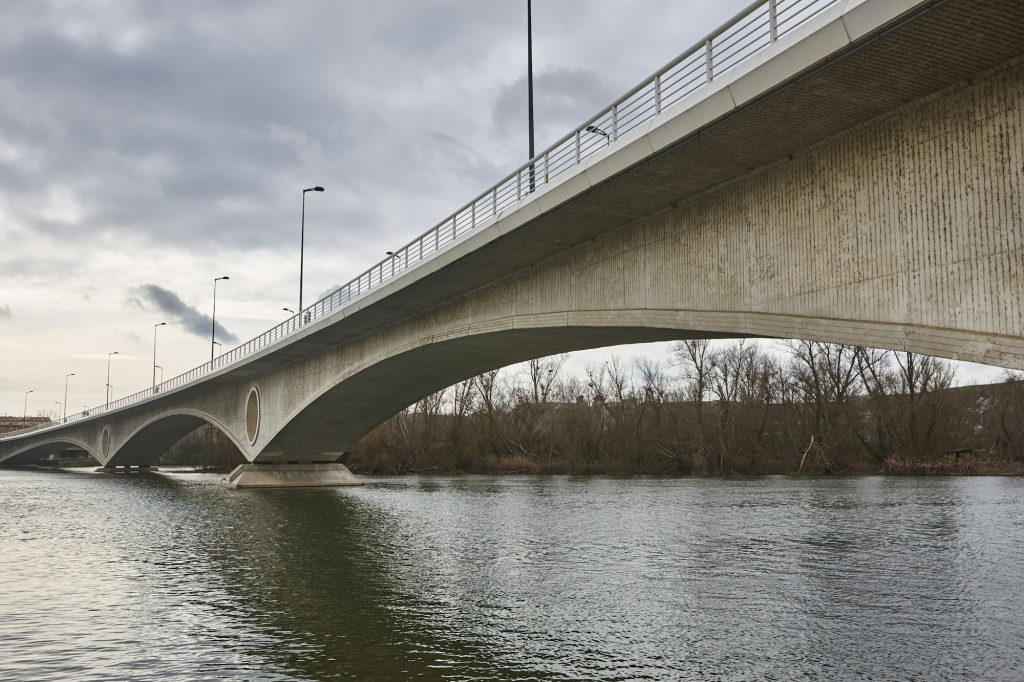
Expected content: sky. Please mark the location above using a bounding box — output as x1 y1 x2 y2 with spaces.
0 0 1007 419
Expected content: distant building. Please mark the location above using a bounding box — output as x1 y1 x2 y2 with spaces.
0 416 51 434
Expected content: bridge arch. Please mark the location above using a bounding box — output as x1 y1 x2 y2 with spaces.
107 409 249 467
0 436 100 466
254 307 961 462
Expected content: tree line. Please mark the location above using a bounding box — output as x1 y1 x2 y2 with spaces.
345 340 1024 476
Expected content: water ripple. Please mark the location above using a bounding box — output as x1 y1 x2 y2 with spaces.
1 470 1023 680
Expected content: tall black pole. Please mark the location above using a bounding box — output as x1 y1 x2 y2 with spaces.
298 186 323 318
105 352 117 408
299 190 306 313
211 280 217 361
211 276 228 362
528 0 536 191
152 322 165 389
63 373 74 421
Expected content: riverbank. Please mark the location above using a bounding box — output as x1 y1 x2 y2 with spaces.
343 451 1024 477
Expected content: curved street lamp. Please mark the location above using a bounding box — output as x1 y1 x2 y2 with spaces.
299 186 324 314
153 322 167 389
106 352 118 409
527 0 535 191
211 276 229 361
23 389 33 426
64 372 75 421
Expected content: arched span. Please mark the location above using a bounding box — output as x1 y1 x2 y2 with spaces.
257 307 1014 462
256 315 746 461
107 409 247 467
0 437 99 466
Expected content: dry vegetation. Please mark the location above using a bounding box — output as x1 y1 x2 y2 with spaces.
346 341 1024 476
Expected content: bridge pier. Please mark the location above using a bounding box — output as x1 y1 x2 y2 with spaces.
224 462 362 489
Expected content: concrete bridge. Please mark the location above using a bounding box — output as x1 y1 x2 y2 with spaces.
2 0 1022 485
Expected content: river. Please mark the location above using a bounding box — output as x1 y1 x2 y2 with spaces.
1 469 1022 680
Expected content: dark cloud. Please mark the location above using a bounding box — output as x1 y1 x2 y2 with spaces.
0 304 10 319
129 284 238 344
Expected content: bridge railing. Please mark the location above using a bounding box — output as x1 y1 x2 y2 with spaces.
1 0 842 441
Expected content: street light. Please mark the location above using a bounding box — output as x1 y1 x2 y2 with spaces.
153 322 167 389
283 307 295 316
54 401 61 420
211 276 229 361
155 366 164 384
527 0 536 192
213 341 222 357
299 186 324 314
23 390 33 426
64 372 75 421
106 351 118 409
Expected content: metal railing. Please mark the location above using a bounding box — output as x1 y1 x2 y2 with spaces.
1 0 842 441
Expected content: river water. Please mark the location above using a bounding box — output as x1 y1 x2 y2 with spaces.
1 469 1022 681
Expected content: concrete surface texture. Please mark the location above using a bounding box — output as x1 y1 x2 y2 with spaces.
1 0 1022 479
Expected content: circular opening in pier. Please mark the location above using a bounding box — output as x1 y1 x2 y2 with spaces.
245 387 260 444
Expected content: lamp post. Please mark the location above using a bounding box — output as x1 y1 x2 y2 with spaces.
152 322 167 388
23 390 33 426
64 372 75 421
211 276 229 361
213 341 222 358
283 307 295 316
155 365 164 384
527 0 535 191
299 186 324 314
106 352 118 409
54 401 61 420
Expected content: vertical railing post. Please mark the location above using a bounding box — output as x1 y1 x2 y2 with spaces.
769 0 778 42
435 226 440 251
575 130 581 163
705 38 713 82
655 75 662 114
612 104 619 140
470 201 476 229
543 151 549 183
492 186 497 217
517 169 522 199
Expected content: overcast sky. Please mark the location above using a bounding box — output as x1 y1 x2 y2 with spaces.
0 0 1006 418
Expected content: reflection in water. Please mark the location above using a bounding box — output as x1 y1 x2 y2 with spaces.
1 470 1023 680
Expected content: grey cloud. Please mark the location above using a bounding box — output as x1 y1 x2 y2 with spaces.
130 284 238 344
0 0 754 275
0 304 10 319
317 285 342 301
493 68 620 151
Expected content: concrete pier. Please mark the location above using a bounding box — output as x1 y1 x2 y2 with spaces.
224 463 363 489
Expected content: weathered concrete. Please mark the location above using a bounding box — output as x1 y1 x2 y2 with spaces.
1 0 1021 475
224 463 363 489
